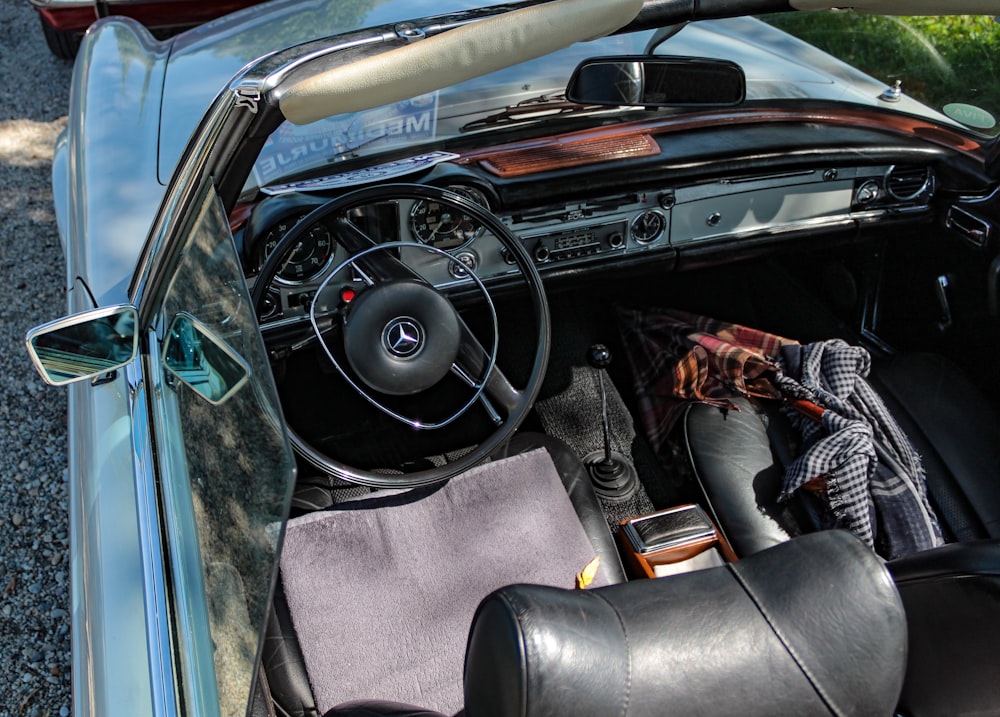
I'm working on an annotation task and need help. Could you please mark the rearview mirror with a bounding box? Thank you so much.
[26,305,138,386]
[566,56,745,108]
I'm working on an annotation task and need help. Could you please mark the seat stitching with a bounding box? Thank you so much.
[495,591,530,717]
[725,563,841,717]
[682,403,738,553]
[589,590,632,717]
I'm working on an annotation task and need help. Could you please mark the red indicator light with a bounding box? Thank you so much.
[340,287,356,303]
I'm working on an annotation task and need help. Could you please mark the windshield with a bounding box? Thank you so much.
[249,13,998,192]
[758,13,1000,137]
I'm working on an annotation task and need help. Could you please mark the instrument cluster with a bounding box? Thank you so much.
[247,163,921,326]
[245,182,675,326]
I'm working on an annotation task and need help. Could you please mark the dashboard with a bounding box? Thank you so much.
[241,160,936,330]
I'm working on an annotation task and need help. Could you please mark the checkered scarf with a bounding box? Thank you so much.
[775,341,943,558]
[617,306,943,559]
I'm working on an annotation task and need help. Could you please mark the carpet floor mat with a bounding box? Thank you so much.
[278,448,614,715]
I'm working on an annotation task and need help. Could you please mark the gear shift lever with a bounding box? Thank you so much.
[583,344,639,501]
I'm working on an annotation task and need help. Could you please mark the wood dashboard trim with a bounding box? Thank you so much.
[458,105,984,177]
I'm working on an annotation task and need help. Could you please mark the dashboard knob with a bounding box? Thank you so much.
[533,244,550,263]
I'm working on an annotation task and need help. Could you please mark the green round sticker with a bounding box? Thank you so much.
[943,103,997,130]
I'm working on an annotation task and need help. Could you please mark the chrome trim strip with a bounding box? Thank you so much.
[127,358,181,717]
[670,214,858,247]
[131,95,245,324]
[146,326,223,717]
[29,0,98,7]
[29,0,220,6]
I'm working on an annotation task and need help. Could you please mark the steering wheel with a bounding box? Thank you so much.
[251,183,550,487]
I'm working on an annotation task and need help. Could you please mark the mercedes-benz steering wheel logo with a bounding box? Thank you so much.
[383,317,424,358]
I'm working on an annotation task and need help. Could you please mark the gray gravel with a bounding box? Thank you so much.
[1,2,74,716]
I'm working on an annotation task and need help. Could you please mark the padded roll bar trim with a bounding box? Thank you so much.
[278,0,644,125]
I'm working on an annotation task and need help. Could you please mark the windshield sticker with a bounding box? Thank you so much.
[253,92,441,187]
[942,103,997,131]
[260,151,461,195]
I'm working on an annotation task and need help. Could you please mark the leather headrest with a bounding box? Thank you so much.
[464,530,906,717]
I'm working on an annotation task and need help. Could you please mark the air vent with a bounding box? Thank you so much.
[885,165,932,201]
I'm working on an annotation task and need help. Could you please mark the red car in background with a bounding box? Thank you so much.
[30,0,261,58]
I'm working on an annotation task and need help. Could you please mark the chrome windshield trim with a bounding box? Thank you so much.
[127,357,181,717]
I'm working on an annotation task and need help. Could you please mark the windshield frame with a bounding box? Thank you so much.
[241,12,999,194]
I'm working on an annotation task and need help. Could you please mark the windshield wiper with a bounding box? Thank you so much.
[460,94,604,132]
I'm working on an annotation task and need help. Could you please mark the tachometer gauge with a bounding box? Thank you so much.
[409,185,490,249]
[260,218,336,283]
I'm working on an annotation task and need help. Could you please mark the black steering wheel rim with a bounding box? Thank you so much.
[252,183,550,488]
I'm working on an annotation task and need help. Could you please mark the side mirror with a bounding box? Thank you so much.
[162,313,249,405]
[566,55,745,108]
[26,305,139,386]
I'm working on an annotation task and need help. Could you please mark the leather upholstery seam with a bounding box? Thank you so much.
[590,591,632,717]
[681,403,738,554]
[496,590,531,717]
[726,564,842,717]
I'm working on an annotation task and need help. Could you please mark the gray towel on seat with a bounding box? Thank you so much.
[279,448,612,715]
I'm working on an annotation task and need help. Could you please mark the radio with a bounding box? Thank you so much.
[521,220,628,265]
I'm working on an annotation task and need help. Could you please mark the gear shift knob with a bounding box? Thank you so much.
[583,342,638,501]
[587,343,612,369]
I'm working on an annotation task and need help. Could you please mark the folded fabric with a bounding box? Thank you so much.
[775,340,943,558]
[616,306,794,454]
[617,305,943,559]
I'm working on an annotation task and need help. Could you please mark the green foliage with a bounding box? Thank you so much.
[761,13,1000,134]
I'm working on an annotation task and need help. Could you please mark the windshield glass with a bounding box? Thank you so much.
[249,13,998,192]
[758,13,1000,137]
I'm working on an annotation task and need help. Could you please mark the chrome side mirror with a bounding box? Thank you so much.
[162,313,249,405]
[26,305,139,386]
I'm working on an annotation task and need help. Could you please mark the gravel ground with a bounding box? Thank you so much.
[0,2,75,716]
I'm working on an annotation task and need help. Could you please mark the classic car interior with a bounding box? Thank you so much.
[234,50,1000,717]
[24,3,1000,715]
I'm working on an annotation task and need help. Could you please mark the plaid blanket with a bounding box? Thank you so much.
[617,306,943,559]
[616,307,794,455]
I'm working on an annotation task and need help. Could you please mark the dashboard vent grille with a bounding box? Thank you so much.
[479,134,660,177]
[886,165,932,201]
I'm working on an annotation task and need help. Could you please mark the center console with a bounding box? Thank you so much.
[617,504,737,579]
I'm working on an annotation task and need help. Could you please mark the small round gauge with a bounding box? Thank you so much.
[631,209,667,244]
[409,185,490,249]
[260,217,336,283]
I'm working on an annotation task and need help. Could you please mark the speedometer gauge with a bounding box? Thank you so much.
[260,218,336,283]
[409,185,490,249]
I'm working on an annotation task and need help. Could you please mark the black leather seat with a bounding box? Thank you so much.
[262,433,626,717]
[683,352,1000,555]
[326,530,907,717]
[682,351,1000,716]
